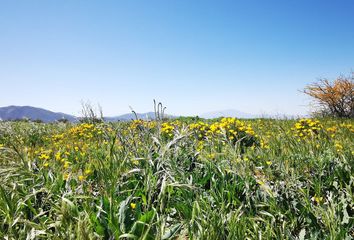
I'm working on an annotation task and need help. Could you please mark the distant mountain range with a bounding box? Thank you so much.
[200,109,301,119]
[0,106,77,122]
[0,106,168,122]
[104,112,159,122]
[200,109,256,119]
[0,106,300,122]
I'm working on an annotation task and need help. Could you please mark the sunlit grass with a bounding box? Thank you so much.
[0,117,353,239]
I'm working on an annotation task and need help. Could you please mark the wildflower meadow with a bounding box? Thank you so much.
[0,116,353,239]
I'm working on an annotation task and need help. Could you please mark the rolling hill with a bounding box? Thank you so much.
[0,106,76,122]
[0,106,172,122]
[1,106,294,122]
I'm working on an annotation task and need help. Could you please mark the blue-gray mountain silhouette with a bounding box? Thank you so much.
[0,106,76,122]
[0,106,171,122]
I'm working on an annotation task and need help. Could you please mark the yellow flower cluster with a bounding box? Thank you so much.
[129,119,157,131]
[31,123,108,181]
[334,141,343,153]
[189,121,210,140]
[260,139,270,149]
[208,118,255,141]
[160,120,183,138]
[50,123,104,150]
[161,122,175,138]
[339,123,354,133]
[292,119,322,138]
[189,118,258,150]
[326,126,337,138]
[67,123,103,139]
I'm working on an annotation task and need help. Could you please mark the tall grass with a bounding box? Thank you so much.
[0,117,353,239]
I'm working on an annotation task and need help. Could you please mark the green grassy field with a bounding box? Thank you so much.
[0,117,353,239]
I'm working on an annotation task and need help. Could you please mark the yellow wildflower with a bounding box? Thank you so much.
[63,173,70,180]
[312,195,323,204]
[64,161,70,168]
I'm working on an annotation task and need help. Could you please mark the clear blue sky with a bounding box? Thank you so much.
[1,0,353,116]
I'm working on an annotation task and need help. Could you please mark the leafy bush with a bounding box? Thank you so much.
[303,73,354,118]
